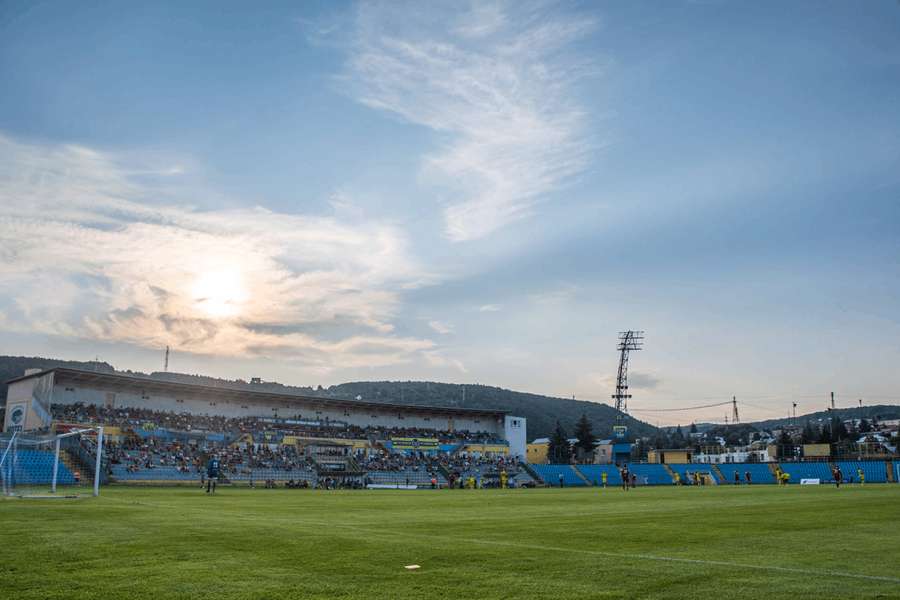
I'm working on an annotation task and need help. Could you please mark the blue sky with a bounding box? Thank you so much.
[1,1,898,424]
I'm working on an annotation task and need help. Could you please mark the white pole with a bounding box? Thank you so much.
[93,426,104,497]
[51,437,61,494]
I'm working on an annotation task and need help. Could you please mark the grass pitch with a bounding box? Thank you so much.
[2,484,899,599]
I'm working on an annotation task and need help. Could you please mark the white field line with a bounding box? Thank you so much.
[99,495,900,585]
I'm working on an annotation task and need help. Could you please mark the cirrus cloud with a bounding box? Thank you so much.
[344,0,597,241]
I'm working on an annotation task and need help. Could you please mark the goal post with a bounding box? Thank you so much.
[0,426,105,498]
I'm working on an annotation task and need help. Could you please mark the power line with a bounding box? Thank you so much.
[629,400,732,413]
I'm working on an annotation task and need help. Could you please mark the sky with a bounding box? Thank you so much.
[1,0,899,425]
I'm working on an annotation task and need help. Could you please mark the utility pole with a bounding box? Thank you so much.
[164,346,169,372]
[831,391,835,411]
[731,396,739,424]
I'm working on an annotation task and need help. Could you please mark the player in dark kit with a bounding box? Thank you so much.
[206,454,220,494]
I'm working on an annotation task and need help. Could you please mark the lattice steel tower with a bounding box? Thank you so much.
[612,331,644,435]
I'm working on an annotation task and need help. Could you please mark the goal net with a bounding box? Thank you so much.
[0,427,106,498]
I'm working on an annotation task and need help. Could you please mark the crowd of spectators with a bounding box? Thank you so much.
[56,402,522,488]
[52,403,503,445]
[106,438,316,476]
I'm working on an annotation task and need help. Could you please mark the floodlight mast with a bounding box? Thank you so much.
[612,331,643,437]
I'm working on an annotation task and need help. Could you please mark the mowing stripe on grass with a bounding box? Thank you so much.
[100,494,900,586]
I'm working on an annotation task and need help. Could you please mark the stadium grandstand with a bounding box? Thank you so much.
[2,367,530,490]
[2,367,898,492]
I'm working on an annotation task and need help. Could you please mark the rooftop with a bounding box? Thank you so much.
[7,368,508,418]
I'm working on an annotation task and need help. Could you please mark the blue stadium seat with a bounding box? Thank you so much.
[627,464,672,485]
[720,463,776,484]
[529,464,586,486]
[834,461,888,483]
[778,462,833,483]
[5,450,75,485]
[666,464,717,484]
[576,465,623,486]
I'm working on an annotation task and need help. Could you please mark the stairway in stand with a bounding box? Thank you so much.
[571,465,591,486]
[710,464,727,484]
[521,463,544,486]
[661,463,676,484]
[60,450,84,480]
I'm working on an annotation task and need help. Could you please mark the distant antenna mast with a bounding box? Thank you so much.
[612,331,643,438]
[164,346,170,372]
[731,396,739,424]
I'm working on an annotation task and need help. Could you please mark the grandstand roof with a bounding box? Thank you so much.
[6,368,508,418]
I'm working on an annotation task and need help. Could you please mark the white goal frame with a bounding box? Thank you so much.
[1,426,105,498]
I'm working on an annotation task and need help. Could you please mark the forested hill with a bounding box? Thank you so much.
[0,356,116,393]
[0,356,656,440]
[316,381,656,440]
[745,405,900,430]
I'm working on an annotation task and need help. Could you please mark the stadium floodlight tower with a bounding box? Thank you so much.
[611,331,643,441]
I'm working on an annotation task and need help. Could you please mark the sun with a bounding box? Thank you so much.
[191,270,247,318]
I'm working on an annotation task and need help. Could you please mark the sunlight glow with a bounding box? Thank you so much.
[191,270,248,318]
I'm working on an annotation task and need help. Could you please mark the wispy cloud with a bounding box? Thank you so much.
[344,0,596,241]
[0,133,436,372]
[424,350,467,374]
[528,283,579,306]
[428,320,453,334]
[478,303,502,312]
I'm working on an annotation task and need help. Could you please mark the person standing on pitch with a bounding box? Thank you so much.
[558,472,564,488]
[601,471,608,488]
[857,467,864,486]
[206,453,220,494]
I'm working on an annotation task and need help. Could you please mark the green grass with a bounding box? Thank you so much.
[2,485,899,599]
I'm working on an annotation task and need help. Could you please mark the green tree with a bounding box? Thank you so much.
[671,425,686,449]
[858,418,871,433]
[631,437,648,462]
[818,422,833,444]
[652,429,670,450]
[776,430,793,458]
[801,421,818,444]
[547,421,572,464]
[574,414,596,459]
[831,416,848,442]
